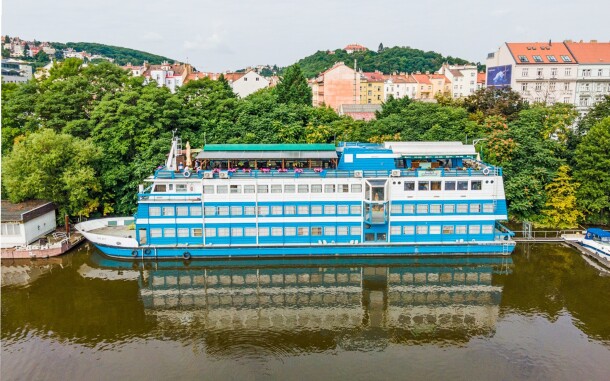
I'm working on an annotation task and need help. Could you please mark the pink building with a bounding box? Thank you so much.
[310,62,360,111]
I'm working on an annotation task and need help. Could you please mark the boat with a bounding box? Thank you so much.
[578,228,610,266]
[75,136,516,260]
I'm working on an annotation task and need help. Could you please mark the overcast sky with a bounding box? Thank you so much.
[2,0,609,72]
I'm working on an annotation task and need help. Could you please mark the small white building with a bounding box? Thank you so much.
[565,41,610,116]
[1,59,33,83]
[225,69,270,98]
[1,201,57,248]
[438,64,478,98]
[384,74,418,101]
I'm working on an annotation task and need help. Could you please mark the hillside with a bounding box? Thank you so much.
[50,42,175,65]
[294,46,477,78]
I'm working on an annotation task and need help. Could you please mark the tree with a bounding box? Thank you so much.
[538,165,583,228]
[574,117,610,223]
[464,87,528,122]
[275,64,312,106]
[378,43,384,53]
[1,129,103,218]
[4,35,10,44]
[375,95,411,119]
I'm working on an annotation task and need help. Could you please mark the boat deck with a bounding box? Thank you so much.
[90,226,135,239]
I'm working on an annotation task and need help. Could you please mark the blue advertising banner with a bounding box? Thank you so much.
[487,65,512,88]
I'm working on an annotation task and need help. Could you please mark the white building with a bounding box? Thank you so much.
[384,74,417,101]
[564,41,610,116]
[1,59,33,83]
[139,61,192,93]
[0,201,57,248]
[438,64,478,98]
[486,42,579,106]
[225,69,270,98]
[63,48,86,59]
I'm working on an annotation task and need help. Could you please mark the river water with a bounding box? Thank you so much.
[2,243,610,380]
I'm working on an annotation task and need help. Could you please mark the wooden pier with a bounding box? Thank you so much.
[510,229,584,243]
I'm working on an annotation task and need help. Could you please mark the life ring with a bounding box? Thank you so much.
[482,167,490,176]
[182,251,192,260]
[144,248,152,255]
[131,250,138,256]
[183,170,192,178]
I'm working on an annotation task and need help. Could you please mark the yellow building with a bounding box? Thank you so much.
[359,71,386,104]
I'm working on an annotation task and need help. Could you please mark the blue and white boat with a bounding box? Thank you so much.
[579,228,610,265]
[76,137,516,260]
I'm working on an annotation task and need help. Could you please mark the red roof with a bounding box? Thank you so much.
[506,42,575,64]
[565,41,610,64]
[361,72,386,82]
[477,72,486,83]
[411,74,431,85]
[386,75,416,84]
[223,72,246,82]
[344,44,368,51]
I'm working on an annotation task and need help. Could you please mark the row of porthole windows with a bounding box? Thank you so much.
[203,183,363,195]
[390,224,494,235]
[402,180,487,192]
[149,226,363,238]
[390,202,495,214]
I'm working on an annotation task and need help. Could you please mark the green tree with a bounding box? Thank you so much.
[538,165,583,228]
[464,87,528,122]
[375,95,411,119]
[574,117,610,223]
[275,64,312,106]
[378,43,384,53]
[1,129,103,218]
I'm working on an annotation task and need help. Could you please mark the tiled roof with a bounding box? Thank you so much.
[449,69,463,77]
[361,72,386,82]
[222,72,246,82]
[565,41,610,64]
[506,42,575,64]
[411,74,431,85]
[344,44,367,51]
[385,75,416,84]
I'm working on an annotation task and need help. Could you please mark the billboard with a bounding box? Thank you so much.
[487,65,512,88]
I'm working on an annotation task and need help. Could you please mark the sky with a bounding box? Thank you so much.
[2,0,609,72]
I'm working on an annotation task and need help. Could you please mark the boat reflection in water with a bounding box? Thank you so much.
[83,254,512,352]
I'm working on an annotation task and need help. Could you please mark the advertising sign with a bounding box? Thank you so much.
[487,65,512,88]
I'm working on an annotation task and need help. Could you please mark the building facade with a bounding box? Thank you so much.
[439,64,478,98]
[384,74,417,101]
[310,62,360,111]
[226,70,270,98]
[1,59,32,83]
[359,71,385,104]
[0,201,57,248]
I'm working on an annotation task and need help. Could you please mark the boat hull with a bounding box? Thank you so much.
[92,241,515,260]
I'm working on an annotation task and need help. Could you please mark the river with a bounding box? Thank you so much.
[2,243,610,380]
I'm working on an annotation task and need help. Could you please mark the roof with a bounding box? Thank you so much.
[344,44,367,51]
[339,104,382,113]
[197,144,337,160]
[203,144,335,152]
[449,69,463,77]
[361,72,386,82]
[1,200,56,223]
[223,72,246,82]
[385,75,416,84]
[411,74,431,85]
[477,72,486,83]
[384,141,477,157]
[565,41,610,64]
[587,228,610,238]
[506,42,575,64]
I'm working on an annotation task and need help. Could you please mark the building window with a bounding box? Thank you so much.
[518,55,529,63]
[551,68,557,77]
[338,226,349,236]
[482,225,494,234]
[470,204,481,213]
[535,82,542,91]
[537,68,543,77]
[521,83,528,91]
[582,69,591,77]
[429,225,441,234]
[549,82,555,91]
[177,228,189,238]
[270,206,282,215]
[351,184,362,193]
[230,185,241,194]
[391,204,402,214]
[457,204,468,213]
[483,204,495,213]
[418,181,429,191]
[218,228,230,237]
[564,82,570,91]
[561,55,572,62]
[522,68,528,77]
[271,227,282,236]
[547,55,557,62]
[565,68,572,76]
[455,225,467,234]
[444,181,456,191]
[176,184,187,192]
[391,226,401,235]
[204,206,216,216]
[338,205,349,214]
[270,184,282,194]
[338,184,349,193]
[154,184,167,192]
[351,226,362,236]
[404,204,414,214]
[431,181,441,191]
[598,69,603,77]
[533,55,543,63]
[469,225,481,234]
[324,184,335,193]
[564,97,570,103]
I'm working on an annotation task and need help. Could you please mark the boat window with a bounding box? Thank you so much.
[456,225,467,234]
[245,227,257,236]
[150,228,162,237]
[365,233,375,242]
[338,184,349,193]
[471,181,482,190]
[430,204,441,213]
[416,226,428,234]
[258,206,269,216]
[351,205,362,215]
[351,226,362,235]
[284,184,295,193]
[271,206,282,215]
[418,181,429,191]
[469,225,481,234]
[338,205,349,214]
[430,225,441,234]
[257,185,268,193]
[230,185,242,194]
[232,227,243,237]
[298,205,309,214]
[404,204,414,214]
[456,204,468,213]
[178,228,189,237]
[162,207,174,216]
[391,226,401,235]
[285,205,296,215]
[154,184,167,192]
[324,226,336,236]
[298,227,309,236]
[431,181,442,191]
[457,181,469,191]
[404,182,415,191]
[443,225,454,234]
[204,206,216,216]
[231,206,242,216]
[337,226,349,235]
[168,184,174,191]
[298,184,309,193]
[311,227,322,236]
[311,184,322,193]
[244,185,255,194]
[176,184,187,192]
[203,228,214,237]
[483,204,494,213]
[403,226,415,235]
[351,184,362,193]
[149,207,161,216]
[311,205,322,214]
[470,204,481,213]
[285,227,296,236]
[482,225,494,234]
[218,206,229,216]
[190,206,202,216]
[271,185,282,193]
[324,205,336,215]
[416,204,428,214]
[218,228,229,237]
[324,184,335,193]
[203,185,214,194]
[217,185,228,194]
[164,228,175,237]
[244,206,256,215]
[391,204,402,214]
[444,204,455,213]
[176,206,188,216]
[258,227,269,236]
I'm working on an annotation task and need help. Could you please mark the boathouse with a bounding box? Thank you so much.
[0,200,57,248]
